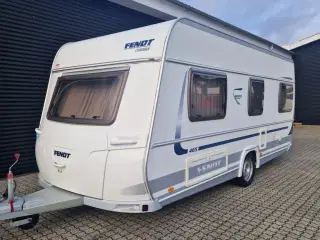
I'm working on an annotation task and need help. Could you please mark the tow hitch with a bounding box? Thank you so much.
[0,153,39,229]
[6,153,20,210]
[0,153,83,229]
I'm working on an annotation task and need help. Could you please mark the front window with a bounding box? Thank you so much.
[47,70,128,125]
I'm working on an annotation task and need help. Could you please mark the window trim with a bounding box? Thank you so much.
[46,70,129,126]
[188,69,227,122]
[278,82,293,113]
[248,78,264,116]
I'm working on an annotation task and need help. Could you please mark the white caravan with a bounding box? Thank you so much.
[0,18,294,228]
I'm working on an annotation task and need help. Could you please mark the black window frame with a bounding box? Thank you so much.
[248,78,264,116]
[278,82,293,113]
[47,70,129,126]
[188,69,227,122]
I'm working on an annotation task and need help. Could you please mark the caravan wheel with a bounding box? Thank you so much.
[234,153,255,187]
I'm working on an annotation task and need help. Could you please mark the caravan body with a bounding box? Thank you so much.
[34,18,294,213]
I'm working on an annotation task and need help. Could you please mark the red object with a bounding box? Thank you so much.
[14,153,20,161]
[9,200,14,212]
[201,98,215,106]
[7,173,13,179]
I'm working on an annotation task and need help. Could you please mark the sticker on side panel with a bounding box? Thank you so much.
[185,150,228,187]
[233,88,243,105]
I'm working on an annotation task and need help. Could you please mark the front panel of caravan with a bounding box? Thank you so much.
[35,21,173,200]
[36,62,161,200]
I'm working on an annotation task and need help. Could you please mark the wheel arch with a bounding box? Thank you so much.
[238,146,260,178]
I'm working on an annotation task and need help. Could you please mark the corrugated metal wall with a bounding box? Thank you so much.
[0,0,161,177]
[293,40,320,125]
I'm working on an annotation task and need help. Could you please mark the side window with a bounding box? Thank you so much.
[248,79,264,116]
[278,83,293,113]
[189,71,227,122]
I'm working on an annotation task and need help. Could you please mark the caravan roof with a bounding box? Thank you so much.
[52,18,293,71]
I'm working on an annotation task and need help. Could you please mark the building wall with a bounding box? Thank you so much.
[0,0,161,177]
[293,40,320,125]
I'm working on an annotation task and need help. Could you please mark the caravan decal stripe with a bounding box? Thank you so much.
[199,132,258,151]
[123,136,291,197]
[174,127,288,155]
[267,127,288,133]
[173,71,289,156]
[174,71,189,155]
[199,126,289,151]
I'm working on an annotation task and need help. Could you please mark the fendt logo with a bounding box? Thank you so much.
[54,150,71,159]
[233,88,243,105]
[124,39,155,52]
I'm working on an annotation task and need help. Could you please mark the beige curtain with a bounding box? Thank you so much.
[57,76,122,121]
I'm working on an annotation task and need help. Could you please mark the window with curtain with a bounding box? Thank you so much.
[278,83,293,113]
[189,71,227,122]
[47,70,128,125]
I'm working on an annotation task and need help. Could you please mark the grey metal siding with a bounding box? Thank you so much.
[0,0,161,177]
[293,40,320,125]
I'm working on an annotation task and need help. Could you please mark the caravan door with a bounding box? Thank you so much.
[36,69,128,199]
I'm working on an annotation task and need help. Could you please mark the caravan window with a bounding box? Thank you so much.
[47,70,128,125]
[189,71,227,122]
[248,79,264,116]
[279,83,293,113]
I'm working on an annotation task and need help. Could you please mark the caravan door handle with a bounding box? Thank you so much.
[53,163,66,168]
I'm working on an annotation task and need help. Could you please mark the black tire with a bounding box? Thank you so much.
[14,214,39,230]
[234,153,255,187]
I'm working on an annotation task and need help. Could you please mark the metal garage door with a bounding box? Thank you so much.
[294,40,320,125]
[0,0,161,177]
